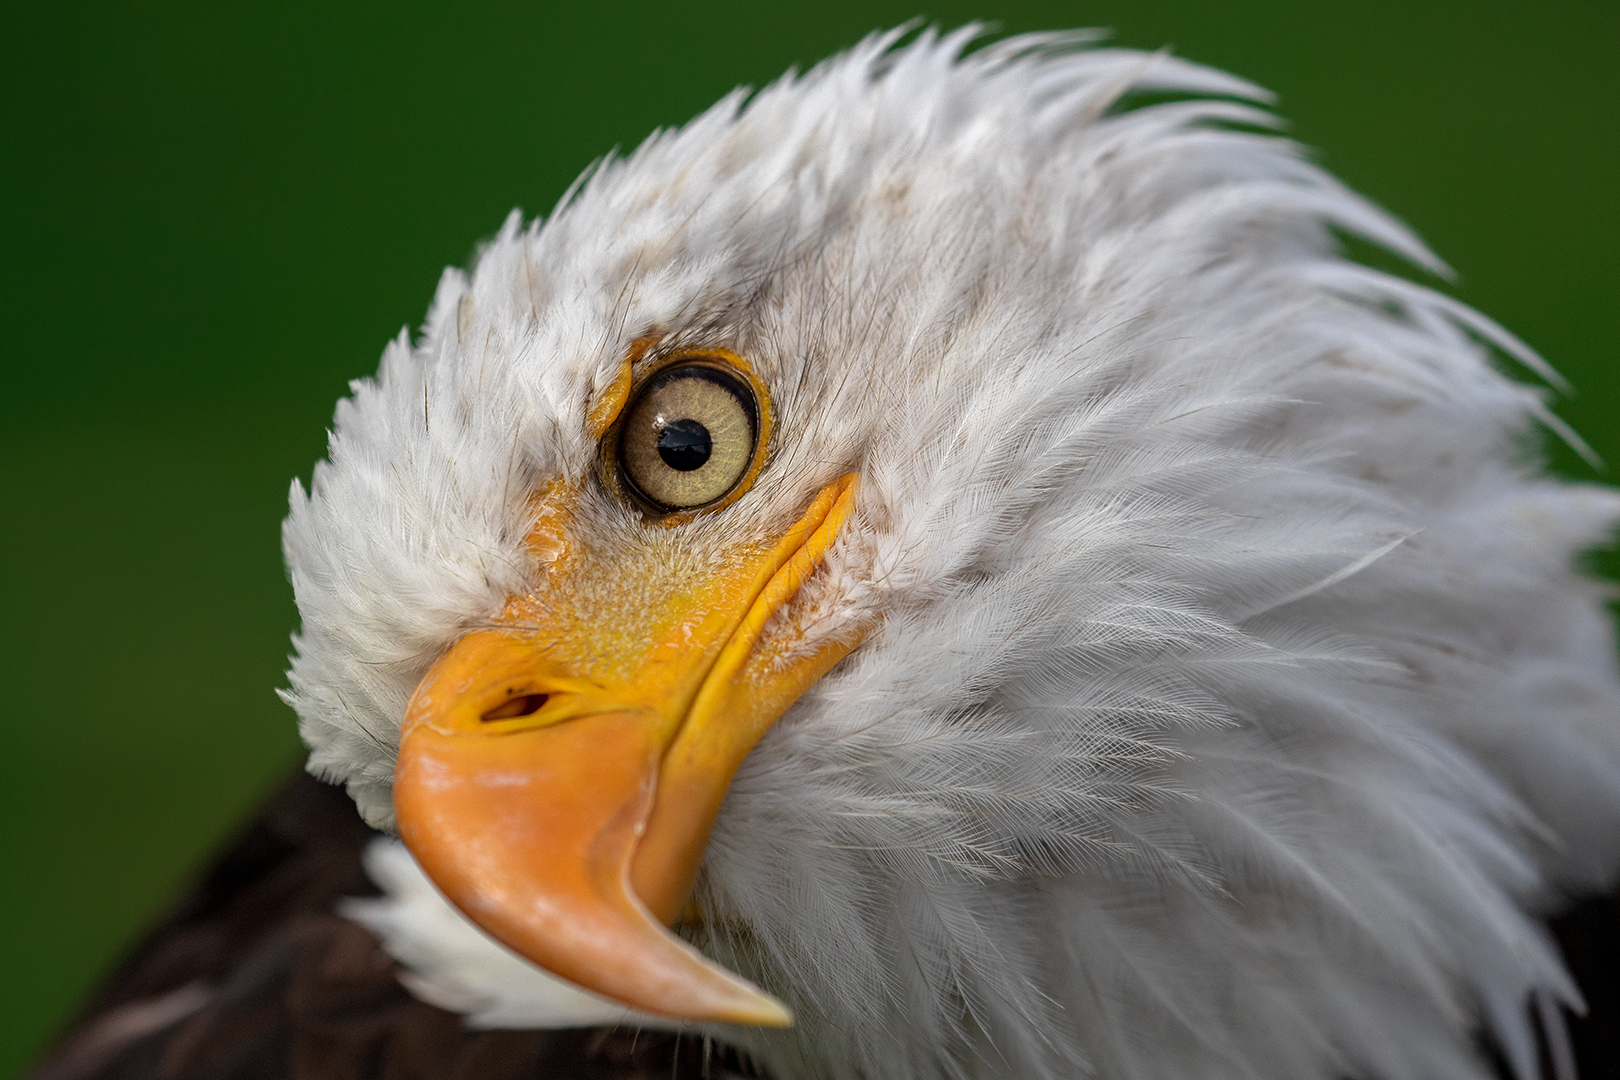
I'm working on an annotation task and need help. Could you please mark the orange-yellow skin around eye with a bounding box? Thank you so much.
[392,472,861,1027]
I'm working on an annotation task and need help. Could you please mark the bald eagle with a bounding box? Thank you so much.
[32,26,1620,1080]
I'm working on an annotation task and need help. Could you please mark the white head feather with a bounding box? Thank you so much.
[281,27,1620,1080]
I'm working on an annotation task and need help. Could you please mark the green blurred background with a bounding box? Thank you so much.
[1,0,1615,1073]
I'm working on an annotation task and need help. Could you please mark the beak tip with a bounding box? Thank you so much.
[729,994,794,1028]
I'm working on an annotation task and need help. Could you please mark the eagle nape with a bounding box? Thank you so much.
[32,25,1620,1080]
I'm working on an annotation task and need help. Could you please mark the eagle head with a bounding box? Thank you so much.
[280,28,1620,1080]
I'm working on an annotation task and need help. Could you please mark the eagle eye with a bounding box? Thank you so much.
[615,361,760,513]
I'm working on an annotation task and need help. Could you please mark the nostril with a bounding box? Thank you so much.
[481,694,549,722]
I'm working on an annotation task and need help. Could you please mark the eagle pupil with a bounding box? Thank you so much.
[657,418,712,471]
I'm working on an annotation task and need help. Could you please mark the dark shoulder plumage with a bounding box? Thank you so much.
[27,770,763,1080]
[1554,894,1620,1080]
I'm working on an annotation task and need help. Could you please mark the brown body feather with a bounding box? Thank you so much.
[27,772,760,1080]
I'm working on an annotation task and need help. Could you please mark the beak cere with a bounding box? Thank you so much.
[392,475,859,1026]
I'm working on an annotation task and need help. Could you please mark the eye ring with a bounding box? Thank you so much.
[602,352,770,520]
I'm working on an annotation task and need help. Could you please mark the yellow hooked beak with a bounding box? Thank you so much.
[393,474,859,1026]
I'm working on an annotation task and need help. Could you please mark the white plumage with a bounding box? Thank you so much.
[281,27,1620,1080]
